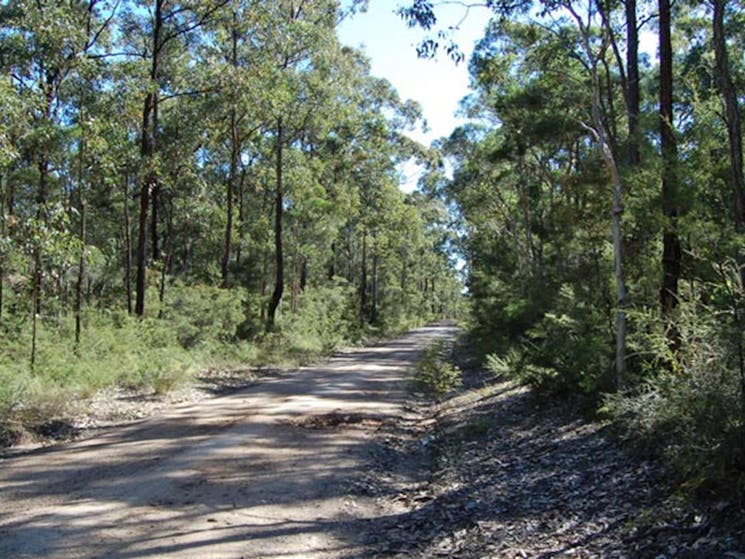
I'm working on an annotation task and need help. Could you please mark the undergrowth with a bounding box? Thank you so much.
[0,282,434,444]
[479,279,745,500]
[414,339,462,398]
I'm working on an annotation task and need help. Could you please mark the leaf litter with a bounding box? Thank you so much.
[356,372,745,558]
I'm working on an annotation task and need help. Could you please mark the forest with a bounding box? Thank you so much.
[0,0,463,438]
[403,0,745,496]
[2,0,745,502]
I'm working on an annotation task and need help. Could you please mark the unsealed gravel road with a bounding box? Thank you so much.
[0,324,456,559]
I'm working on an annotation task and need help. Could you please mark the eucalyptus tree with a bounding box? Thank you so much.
[711,0,745,287]
[242,0,352,331]
[564,1,629,386]
[658,0,681,351]
[318,68,425,324]
[0,0,118,365]
[197,0,267,288]
[120,0,228,317]
[0,75,23,327]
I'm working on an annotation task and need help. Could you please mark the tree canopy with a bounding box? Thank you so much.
[0,0,463,424]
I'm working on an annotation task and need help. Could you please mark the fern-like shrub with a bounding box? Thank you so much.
[414,340,462,398]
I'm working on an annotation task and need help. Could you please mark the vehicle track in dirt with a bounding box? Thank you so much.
[0,324,457,559]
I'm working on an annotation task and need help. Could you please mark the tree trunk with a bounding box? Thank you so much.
[157,200,173,319]
[75,133,86,349]
[568,3,629,388]
[328,242,336,281]
[123,174,133,315]
[371,235,378,323]
[222,106,238,287]
[300,257,307,292]
[31,154,50,371]
[222,15,239,288]
[659,0,681,351]
[713,0,745,286]
[236,167,247,268]
[359,230,367,323]
[0,170,6,327]
[266,119,284,331]
[594,97,630,389]
[625,0,640,165]
[291,239,298,312]
[135,0,163,317]
[151,182,160,261]
[135,174,151,317]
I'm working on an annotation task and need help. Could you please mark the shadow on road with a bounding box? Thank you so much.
[0,324,458,559]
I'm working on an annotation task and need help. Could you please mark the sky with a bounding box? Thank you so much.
[337,2,492,189]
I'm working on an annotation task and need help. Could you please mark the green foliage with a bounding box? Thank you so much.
[0,0,460,443]
[405,0,745,500]
[260,281,360,364]
[0,311,192,425]
[414,340,462,398]
[161,282,245,349]
[602,285,745,494]
[519,286,612,398]
[285,282,359,351]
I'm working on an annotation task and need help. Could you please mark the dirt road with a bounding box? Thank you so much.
[0,324,456,559]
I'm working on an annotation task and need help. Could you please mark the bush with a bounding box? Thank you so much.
[414,340,462,398]
[161,282,245,349]
[602,295,745,495]
[485,284,612,400]
[270,280,359,361]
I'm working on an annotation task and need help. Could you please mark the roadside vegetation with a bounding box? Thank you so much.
[402,1,745,500]
[413,339,462,398]
[0,1,464,444]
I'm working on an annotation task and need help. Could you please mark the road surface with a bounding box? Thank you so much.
[0,323,457,559]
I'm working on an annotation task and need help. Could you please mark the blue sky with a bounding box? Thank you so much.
[337,2,491,156]
[337,3,657,191]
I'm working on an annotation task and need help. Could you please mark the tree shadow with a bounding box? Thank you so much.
[0,324,459,559]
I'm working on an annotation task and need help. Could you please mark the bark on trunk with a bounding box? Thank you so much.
[123,174,133,315]
[135,174,151,317]
[135,0,163,317]
[713,0,745,285]
[659,0,681,351]
[221,15,239,288]
[300,257,307,292]
[235,167,246,267]
[625,0,640,165]
[75,134,86,348]
[157,201,172,319]
[569,3,629,388]
[31,154,50,371]
[359,231,367,323]
[0,171,6,326]
[266,119,284,331]
[371,237,378,324]
[150,182,160,261]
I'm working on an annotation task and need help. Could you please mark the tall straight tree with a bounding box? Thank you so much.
[712,0,745,285]
[659,0,681,351]
[254,0,344,331]
[625,0,640,164]
[130,0,227,316]
[566,0,629,389]
[1,0,116,365]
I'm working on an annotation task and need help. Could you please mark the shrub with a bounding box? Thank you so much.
[602,294,745,495]
[414,340,462,398]
[161,282,245,349]
[485,284,611,400]
[275,280,359,358]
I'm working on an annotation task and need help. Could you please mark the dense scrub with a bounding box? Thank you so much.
[409,4,745,497]
[0,2,464,440]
